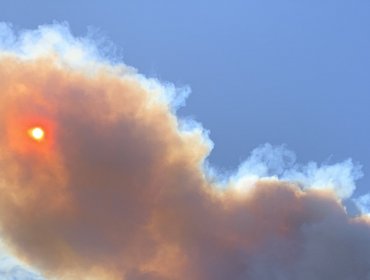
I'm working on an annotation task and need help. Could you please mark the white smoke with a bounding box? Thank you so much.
[354,194,370,215]
[230,143,363,199]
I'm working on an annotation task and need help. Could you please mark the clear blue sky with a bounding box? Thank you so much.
[2,0,370,195]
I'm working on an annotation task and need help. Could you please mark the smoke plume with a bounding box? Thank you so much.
[0,23,369,280]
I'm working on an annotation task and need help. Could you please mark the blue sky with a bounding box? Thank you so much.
[2,0,370,195]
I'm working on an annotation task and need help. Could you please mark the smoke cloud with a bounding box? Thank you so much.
[0,23,369,280]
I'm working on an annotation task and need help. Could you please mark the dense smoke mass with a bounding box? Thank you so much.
[0,23,369,280]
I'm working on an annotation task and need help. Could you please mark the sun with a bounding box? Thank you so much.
[28,127,45,142]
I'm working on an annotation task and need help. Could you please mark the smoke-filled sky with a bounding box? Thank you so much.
[1,1,370,280]
[2,1,370,192]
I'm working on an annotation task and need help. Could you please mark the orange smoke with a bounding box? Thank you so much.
[0,23,369,280]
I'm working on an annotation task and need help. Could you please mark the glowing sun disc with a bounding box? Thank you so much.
[28,127,45,141]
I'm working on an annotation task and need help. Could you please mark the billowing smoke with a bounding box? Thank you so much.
[0,23,369,280]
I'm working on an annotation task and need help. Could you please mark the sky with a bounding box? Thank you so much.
[0,0,370,280]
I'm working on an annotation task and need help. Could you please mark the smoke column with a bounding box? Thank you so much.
[0,23,369,280]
